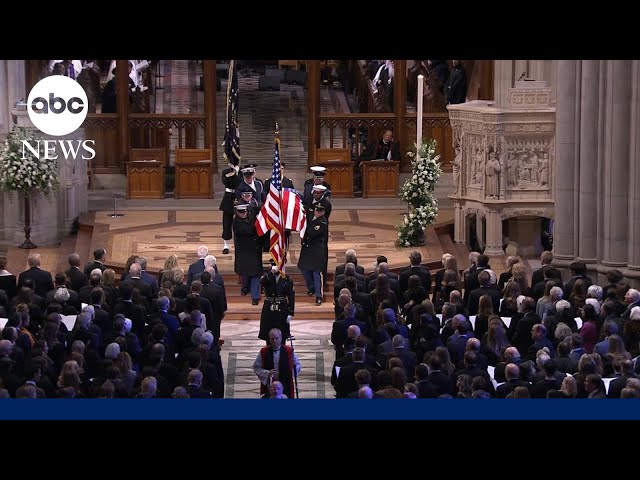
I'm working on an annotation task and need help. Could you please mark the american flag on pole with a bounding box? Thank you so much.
[256,134,306,272]
[222,60,241,167]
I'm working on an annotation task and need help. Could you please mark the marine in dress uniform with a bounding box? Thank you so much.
[298,204,329,305]
[304,184,332,223]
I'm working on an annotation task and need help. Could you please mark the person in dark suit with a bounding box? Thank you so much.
[65,253,88,293]
[130,256,158,299]
[364,129,400,161]
[18,254,54,298]
[335,249,364,277]
[101,64,135,113]
[525,323,555,361]
[531,251,563,287]
[330,298,367,360]
[467,270,500,316]
[399,251,432,295]
[0,256,17,301]
[121,263,152,308]
[187,245,209,288]
[184,369,213,398]
[84,248,107,278]
[443,60,467,105]
[298,204,329,305]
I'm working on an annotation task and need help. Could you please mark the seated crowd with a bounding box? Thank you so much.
[329,249,640,399]
[1,244,640,400]
[0,247,226,398]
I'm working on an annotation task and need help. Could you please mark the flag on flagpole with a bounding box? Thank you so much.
[256,135,306,272]
[222,60,241,167]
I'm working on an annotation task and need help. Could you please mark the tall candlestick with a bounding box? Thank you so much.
[417,74,424,160]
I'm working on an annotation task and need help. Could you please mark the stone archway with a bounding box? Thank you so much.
[500,209,554,259]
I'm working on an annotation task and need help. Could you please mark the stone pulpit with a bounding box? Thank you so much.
[447,80,555,256]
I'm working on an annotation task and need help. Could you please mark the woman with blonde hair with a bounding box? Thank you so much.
[159,254,179,285]
[433,253,456,303]
[510,263,530,297]
[100,268,117,308]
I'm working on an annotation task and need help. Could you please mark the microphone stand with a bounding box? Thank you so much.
[287,334,300,399]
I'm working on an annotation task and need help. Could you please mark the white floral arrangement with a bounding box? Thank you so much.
[0,127,58,197]
[396,138,442,246]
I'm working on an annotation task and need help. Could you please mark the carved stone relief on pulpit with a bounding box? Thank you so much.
[502,137,552,190]
[467,136,486,189]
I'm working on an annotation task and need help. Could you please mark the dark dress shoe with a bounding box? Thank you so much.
[315,298,322,306]
[252,299,259,305]
[222,248,229,254]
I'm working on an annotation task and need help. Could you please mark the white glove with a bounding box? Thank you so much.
[286,315,292,324]
[234,165,240,173]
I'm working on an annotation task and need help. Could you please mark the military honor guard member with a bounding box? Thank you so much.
[219,164,241,254]
[298,204,329,305]
[303,166,332,205]
[258,264,295,344]
[304,184,332,223]
[232,203,263,305]
[236,164,266,204]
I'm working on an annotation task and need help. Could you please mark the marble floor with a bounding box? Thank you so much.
[221,320,334,398]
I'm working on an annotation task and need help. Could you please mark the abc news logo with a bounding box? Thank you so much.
[31,92,85,115]
[24,75,95,160]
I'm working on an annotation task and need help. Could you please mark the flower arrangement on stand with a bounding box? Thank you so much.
[396,138,442,247]
[0,127,58,248]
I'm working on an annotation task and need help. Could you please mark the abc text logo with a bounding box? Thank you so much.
[27,75,88,136]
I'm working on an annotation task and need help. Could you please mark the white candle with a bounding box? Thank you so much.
[416,74,424,160]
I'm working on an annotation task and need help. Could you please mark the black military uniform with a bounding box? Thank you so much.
[236,164,265,204]
[258,268,295,344]
[219,165,241,253]
[303,168,332,208]
[298,204,329,305]
[303,184,332,223]
[232,203,263,303]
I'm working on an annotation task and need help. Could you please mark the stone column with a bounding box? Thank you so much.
[453,202,465,243]
[553,60,578,268]
[494,60,515,108]
[476,213,484,250]
[602,60,631,268]
[577,60,599,266]
[627,60,640,283]
[0,61,9,135]
[484,210,504,256]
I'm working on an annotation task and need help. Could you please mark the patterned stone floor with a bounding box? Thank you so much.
[221,320,334,398]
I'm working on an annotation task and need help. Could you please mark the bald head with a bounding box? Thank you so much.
[338,292,352,308]
[347,324,361,339]
[505,363,520,380]
[378,262,389,273]
[504,347,520,362]
[466,337,481,351]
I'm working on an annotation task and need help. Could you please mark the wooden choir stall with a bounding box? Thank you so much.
[314,148,354,198]
[126,148,166,199]
[174,148,214,199]
[360,160,400,198]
